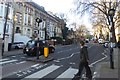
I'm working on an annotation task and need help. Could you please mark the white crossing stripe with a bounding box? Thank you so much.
[0,60,18,65]
[31,64,39,67]
[23,64,60,79]
[0,58,9,62]
[16,61,26,64]
[56,67,78,79]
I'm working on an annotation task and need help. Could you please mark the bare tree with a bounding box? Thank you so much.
[55,13,68,22]
[76,24,90,37]
[73,0,120,42]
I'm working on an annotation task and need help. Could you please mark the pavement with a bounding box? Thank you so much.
[0,49,23,58]
[94,48,120,80]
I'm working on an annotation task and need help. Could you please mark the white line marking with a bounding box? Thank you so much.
[70,62,75,65]
[11,56,16,57]
[93,72,97,75]
[0,58,9,62]
[89,52,107,67]
[31,64,40,67]
[21,57,26,58]
[82,74,86,78]
[57,47,79,54]
[0,60,18,65]
[55,45,94,61]
[56,52,79,61]
[23,64,60,79]
[53,60,60,62]
[26,70,31,73]
[55,67,78,79]
[16,61,26,64]
[16,73,23,77]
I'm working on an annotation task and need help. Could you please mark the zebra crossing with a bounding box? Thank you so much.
[1,58,96,80]
[22,64,78,80]
[55,67,78,79]
[1,56,96,80]
[2,63,79,80]
[24,64,60,79]
[0,55,27,66]
[0,59,18,65]
[0,58,20,66]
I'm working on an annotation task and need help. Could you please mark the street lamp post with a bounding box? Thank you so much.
[11,1,17,45]
[1,3,9,56]
[108,9,115,69]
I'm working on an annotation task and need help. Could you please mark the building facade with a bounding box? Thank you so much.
[0,2,13,39]
[115,11,120,42]
[0,1,66,42]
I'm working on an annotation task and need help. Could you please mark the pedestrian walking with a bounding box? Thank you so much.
[74,41,92,80]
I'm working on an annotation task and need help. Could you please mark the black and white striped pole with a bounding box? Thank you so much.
[36,18,42,59]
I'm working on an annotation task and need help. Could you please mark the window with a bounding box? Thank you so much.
[0,5,3,17]
[6,24,9,33]
[16,13,22,24]
[24,13,27,25]
[4,6,7,18]
[4,5,10,18]
[28,14,31,25]
[31,16,32,25]
[26,7,28,12]
[27,29,30,36]
[16,27,20,33]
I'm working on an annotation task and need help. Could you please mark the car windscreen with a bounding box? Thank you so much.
[26,40,35,48]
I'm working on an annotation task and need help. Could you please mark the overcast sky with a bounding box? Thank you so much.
[32,0,93,33]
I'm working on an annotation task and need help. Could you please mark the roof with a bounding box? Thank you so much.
[27,2,47,14]
[27,1,65,24]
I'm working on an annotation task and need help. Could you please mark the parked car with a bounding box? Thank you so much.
[8,42,25,50]
[98,39,104,44]
[85,39,89,43]
[23,40,55,56]
[104,42,117,48]
[103,41,109,48]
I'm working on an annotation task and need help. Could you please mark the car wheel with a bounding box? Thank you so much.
[23,51,25,54]
[26,53,31,56]
[32,52,37,56]
[51,48,55,53]
[15,46,19,49]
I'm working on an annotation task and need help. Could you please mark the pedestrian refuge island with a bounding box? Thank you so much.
[26,47,53,63]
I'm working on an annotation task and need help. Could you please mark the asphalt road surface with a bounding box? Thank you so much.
[1,43,109,80]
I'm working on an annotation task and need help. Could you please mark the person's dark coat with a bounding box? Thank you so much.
[80,46,89,62]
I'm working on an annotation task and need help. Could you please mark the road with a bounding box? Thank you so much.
[1,43,109,80]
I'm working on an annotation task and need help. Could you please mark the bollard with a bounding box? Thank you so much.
[44,47,49,58]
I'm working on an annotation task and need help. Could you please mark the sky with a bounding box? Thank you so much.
[32,0,93,33]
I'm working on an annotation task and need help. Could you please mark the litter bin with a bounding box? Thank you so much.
[44,47,49,58]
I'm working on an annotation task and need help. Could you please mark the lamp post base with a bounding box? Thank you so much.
[110,48,114,69]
